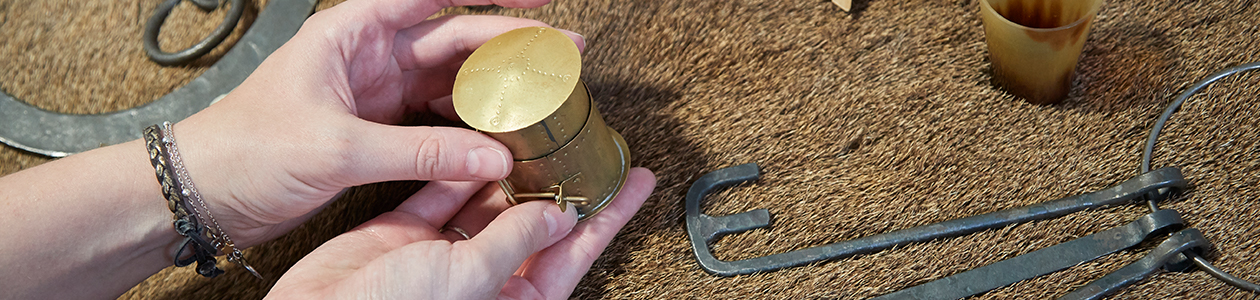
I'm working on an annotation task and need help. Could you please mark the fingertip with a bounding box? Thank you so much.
[406,128,510,181]
[543,202,579,241]
[618,167,657,208]
[466,146,510,180]
[628,167,657,190]
[556,28,586,53]
[396,15,566,70]
[350,123,513,182]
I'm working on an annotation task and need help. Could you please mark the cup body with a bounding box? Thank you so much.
[981,0,1103,104]
[453,27,631,221]
[497,81,631,221]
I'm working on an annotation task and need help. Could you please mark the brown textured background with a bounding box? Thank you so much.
[2,0,1259,299]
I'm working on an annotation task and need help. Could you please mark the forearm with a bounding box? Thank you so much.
[0,139,182,299]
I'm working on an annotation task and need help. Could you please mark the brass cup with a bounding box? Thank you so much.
[496,81,631,220]
[981,0,1104,104]
[452,27,631,221]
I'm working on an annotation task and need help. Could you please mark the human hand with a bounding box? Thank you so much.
[167,0,586,247]
[268,168,656,299]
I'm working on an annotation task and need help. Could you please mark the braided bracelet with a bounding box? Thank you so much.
[144,122,262,279]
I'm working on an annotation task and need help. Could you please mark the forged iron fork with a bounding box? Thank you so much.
[685,163,1188,277]
[872,209,1198,300]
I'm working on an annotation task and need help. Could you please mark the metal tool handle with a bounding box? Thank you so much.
[1059,229,1210,300]
[873,209,1185,300]
[686,164,1188,276]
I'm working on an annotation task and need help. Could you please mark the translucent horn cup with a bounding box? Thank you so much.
[981,0,1104,104]
[452,27,631,221]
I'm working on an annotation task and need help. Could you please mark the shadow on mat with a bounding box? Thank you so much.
[569,77,703,298]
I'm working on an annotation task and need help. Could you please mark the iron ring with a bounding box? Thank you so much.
[144,0,246,66]
[0,0,317,157]
[1139,61,1260,293]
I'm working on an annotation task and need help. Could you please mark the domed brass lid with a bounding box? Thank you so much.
[452,27,582,133]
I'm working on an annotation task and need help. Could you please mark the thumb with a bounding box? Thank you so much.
[345,121,512,183]
[450,201,578,298]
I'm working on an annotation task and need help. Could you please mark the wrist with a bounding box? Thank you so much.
[165,114,268,248]
[144,122,263,278]
[106,139,190,273]
[171,99,351,248]
[0,138,186,298]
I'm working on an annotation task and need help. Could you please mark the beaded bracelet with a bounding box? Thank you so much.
[143,122,262,279]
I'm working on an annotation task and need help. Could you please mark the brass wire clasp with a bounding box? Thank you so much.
[503,173,590,212]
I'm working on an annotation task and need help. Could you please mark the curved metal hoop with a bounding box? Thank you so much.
[143,0,246,66]
[1140,61,1260,293]
[0,0,317,157]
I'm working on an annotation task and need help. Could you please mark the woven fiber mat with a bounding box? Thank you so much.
[3,0,1258,299]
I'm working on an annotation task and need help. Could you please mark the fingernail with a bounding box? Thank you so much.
[557,29,586,51]
[557,28,584,39]
[544,208,560,238]
[543,205,576,238]
[466,147,509,179]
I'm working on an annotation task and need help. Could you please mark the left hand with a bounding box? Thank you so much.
[268,168,656,299]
